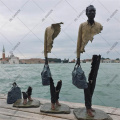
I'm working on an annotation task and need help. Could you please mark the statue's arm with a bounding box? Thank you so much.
[44,28,48,64]
[100,24,103,32]
[76,24,82,65]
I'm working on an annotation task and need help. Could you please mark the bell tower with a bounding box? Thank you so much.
[2,46,5,59]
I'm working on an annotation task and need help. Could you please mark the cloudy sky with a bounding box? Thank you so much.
[0,0,120,60]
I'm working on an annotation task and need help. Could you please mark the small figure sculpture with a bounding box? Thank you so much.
[22,86,33,105]
[76,5,103,117]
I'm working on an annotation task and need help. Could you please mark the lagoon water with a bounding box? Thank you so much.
[0,63,120,108]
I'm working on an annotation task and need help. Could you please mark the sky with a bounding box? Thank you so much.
[0,0,120,60]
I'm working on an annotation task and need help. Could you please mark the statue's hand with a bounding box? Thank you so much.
[45,57,48,65]
[76,58,80,66]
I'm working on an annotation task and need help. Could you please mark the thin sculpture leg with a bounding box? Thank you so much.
[56,80,62,106]
[88,55,101,101]
[50,77,62,110]
[84,55,101,116]
[40,77,70,114]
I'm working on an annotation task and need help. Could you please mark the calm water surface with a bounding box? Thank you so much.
[0,63,120,108]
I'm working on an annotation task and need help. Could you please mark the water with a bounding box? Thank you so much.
[0,63,120,108]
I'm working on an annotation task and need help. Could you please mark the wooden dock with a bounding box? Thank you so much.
[0,94,120,120]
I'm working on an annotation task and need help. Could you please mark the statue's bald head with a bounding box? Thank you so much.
[86,5,96,14]
[86,5,96,19]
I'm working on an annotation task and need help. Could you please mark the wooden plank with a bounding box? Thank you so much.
[0,94,6,99]
[110,107,120,116]
[1,112,120,120]
[0,114,11,120]
[0,113,30,120]
[109,114,120,120]
[0,108,68,120]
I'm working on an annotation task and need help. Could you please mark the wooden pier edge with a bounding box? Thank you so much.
[0,94,120,120]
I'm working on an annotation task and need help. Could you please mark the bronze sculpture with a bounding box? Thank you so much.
[76,5,103,117]
[44,22,63,110]
[13,86,40,108]
[50,77,62,110]
[22,86,33,105]
[44,22,63,64]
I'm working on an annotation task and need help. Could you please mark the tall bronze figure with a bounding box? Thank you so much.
[76,5,103,117]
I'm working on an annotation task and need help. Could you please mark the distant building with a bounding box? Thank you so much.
[0,46,20,64]
[62,59,69,63]
[114,60,120,63]
[19,58,45,64]
[81,59,86,63]
[85,59,92,63]
[48,58,61,63]
[0,46,9,64]
[2,46,5,59]
[102,59,112,63]
[9,53,19,64]
[69,59,76,63]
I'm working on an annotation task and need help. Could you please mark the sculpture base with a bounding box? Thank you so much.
[40,103,70,114]
[73,108,113,120]
[13,99,40,108]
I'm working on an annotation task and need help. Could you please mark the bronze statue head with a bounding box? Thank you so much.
[86,5,96,20]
